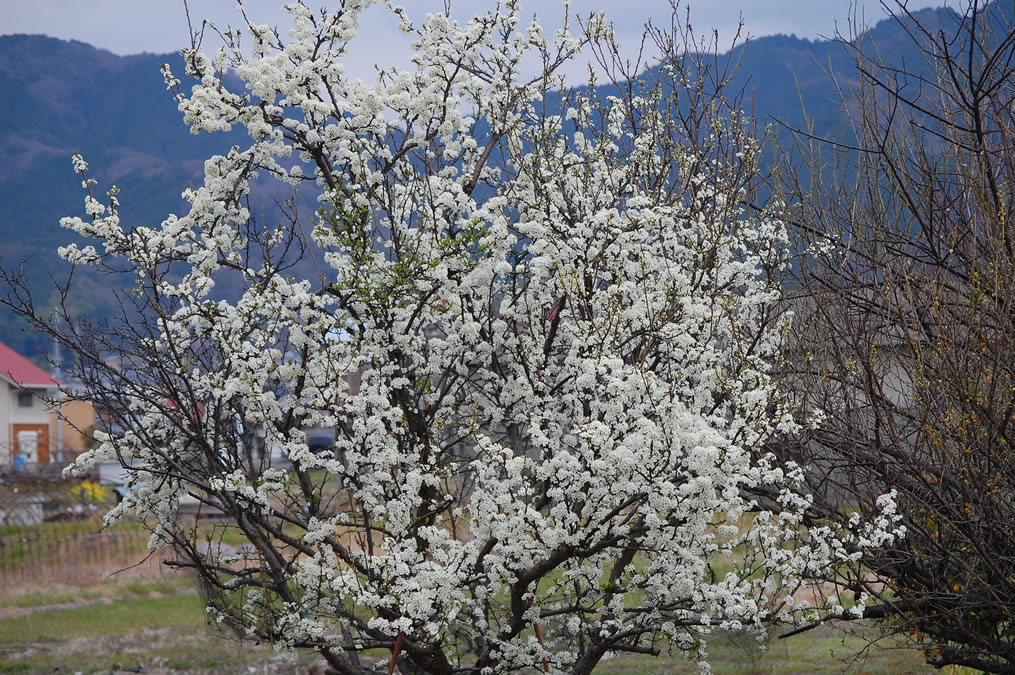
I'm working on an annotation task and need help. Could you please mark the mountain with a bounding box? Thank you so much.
[0,36,247,359]
[0,4,974,360]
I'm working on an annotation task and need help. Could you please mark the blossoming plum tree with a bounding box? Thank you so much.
[14,2,903,672]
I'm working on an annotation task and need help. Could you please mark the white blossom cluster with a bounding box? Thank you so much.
[60,2,902,672]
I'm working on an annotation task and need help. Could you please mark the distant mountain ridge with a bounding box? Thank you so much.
[0,35,246,360]
[0,4,973,360]
[0,34,244,244]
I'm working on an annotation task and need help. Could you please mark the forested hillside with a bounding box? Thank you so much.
[0,5,963,361]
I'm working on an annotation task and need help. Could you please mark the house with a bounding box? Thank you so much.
[0,341,59,466]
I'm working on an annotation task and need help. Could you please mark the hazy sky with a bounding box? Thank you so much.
[2,1,947,80]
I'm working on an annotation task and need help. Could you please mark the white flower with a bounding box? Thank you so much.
[56,2,898,672]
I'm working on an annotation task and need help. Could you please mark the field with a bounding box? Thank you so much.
[0,573,316,673]
[0,571,949,674]
[0,479,958,674]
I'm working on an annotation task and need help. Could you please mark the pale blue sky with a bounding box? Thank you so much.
[2,1,947,80]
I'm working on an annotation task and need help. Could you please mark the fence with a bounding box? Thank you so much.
[0,475,157,586]
[0,458,74,479]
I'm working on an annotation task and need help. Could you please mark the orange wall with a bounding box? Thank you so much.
[51,399,96,458]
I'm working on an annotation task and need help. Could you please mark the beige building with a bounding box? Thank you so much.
[55,397,96,459]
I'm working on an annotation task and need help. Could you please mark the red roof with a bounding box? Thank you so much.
[0,342,59,388]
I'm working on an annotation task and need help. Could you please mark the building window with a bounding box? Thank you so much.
[17,391,33,408]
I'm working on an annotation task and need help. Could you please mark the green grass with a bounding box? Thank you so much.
[0,518,150,569]
[0,591,315,674]
[0,518,147,539]
[0,506,965,674]
[593,626,936,673]
[0,631,304,674]
[5,575,192,609]
[0,587,950,674]
[0,594,204,643]
[194,520,251,548]
[7,588,101,609]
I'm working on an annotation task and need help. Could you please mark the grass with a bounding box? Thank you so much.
[0,518,150,570]
[0,594,203,643]
[6,575,191,609]
[0,627,309,674]
[593,625,938,673]
[0,588,315,673]
[6,587,103,609]
[193,520,251,548]
[0,576,954,674]
[0,511,151,536]
[0,503,968,673]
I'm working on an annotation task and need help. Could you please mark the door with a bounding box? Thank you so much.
[13,424,49,463]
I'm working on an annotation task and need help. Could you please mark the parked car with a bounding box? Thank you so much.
[307,432,335,458]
